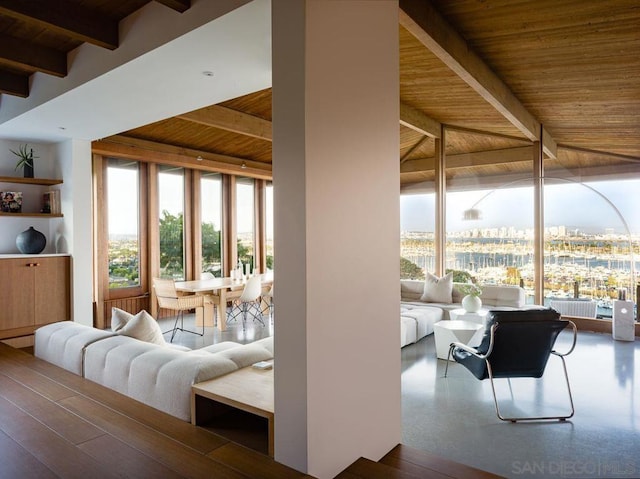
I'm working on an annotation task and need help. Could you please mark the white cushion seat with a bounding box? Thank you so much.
[34,321,115,375]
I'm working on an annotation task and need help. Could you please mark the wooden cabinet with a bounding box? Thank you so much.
[0,256,70,339]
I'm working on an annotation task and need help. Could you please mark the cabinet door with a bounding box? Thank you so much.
[34,256,70,325]
[0,259,35,330]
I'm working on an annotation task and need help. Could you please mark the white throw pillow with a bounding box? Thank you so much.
[117,310,166,345]
[111,307,133,332]
[420,272,453,303]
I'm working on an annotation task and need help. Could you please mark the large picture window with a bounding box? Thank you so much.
[107,159,141,289]
[201,172,223,277]
[236,177,255,271]
[158,166,185,280]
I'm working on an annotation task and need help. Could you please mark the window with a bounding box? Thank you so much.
[446,184,535,300]
[544,178,640,317]
[236,177,255,271]
[107,159,140,289]
[266,182,274,271]
[201,173,223,277]
[400,193,435,279]
[158,166,185,280]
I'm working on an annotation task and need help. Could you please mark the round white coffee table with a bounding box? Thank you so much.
[433,320,484,360]
[448,308,489,325]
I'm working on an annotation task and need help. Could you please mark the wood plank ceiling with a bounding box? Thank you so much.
[1,0,638,190]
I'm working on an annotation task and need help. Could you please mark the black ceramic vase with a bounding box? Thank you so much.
[23,162,34,178]
[16,226,46,254]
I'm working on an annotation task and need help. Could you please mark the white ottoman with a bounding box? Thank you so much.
[433,320,484,360]
[400,315,418,347]
[34,321,115,375]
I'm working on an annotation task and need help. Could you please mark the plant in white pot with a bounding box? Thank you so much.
[458,282,482,313]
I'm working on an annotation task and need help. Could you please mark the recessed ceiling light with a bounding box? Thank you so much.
[196,155,203,161]
[202,71,214,77]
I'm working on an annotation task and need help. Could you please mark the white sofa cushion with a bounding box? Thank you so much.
[400,315,418,347]
[110,307,133,332]
[401,305,443,338]
[34,322,115,375]
[420,272,453,303]
[117,310,165,345]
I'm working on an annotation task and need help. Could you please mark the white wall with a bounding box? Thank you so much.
[272,2,401,477]
[55,140,93,325]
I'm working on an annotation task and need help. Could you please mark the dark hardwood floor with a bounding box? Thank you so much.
[0,343,309,479]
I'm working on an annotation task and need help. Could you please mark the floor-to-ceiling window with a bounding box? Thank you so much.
[158,166,185,280]
[236,177,255,273]
[201,172,223,277]
[266,181,274,272]
[446,182,535,299]
[544,177,640,317]
[400,192,435,279]
[107,159,142,289]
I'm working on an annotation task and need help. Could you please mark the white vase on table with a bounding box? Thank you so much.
[462,294,482,313]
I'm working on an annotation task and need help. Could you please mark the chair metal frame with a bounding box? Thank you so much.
[153,277,205,342]
[445,320,578,423]
[227,276,265,331]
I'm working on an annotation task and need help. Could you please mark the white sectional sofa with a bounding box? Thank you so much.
[399,279,526,347]
[35,321,273,421]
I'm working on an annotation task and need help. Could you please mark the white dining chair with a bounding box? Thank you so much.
[228,276,264,330]
[262,284,274,323]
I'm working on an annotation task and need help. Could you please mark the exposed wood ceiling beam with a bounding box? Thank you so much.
[94,135,272,180]
[401,146,533,173]
[400,103,441,138]
[179,102,442,144]
[0,33,67,77]
[400,136,430,164]
[0,70,28,97]
[154,0,191,13]
[557,144,640,163]
[443,124,533,144]
[0,0,119,50]
[177,105,273,142]
[399,0,557,159]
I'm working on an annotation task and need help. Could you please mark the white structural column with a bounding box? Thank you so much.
[55,139,93,325]
[272,2,401,478]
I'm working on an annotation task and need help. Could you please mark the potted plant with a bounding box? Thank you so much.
[458,282,483,312]
[11,144,37,178]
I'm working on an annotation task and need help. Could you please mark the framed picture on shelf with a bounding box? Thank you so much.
[0,191,22,213]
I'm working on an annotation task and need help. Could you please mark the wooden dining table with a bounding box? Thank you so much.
[175,272,273,331]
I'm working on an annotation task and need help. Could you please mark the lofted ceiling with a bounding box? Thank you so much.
[0,0,638,190]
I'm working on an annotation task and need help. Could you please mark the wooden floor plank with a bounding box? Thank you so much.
[59,394,248,479]
[0,354,78,402]
[77,434,185,479]
[0,374,105,446]
[337,457,422,479]
[0,429,59,479]
[207,442,312,479]
[380,444,505,479]
[0,396,119,479]
[2,345,230,454]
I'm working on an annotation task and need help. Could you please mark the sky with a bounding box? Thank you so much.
[108,168,261,235]
[401,178,640,236]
